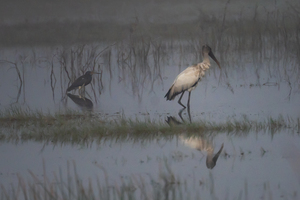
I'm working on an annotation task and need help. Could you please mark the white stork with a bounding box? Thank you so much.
[164,44,221,108]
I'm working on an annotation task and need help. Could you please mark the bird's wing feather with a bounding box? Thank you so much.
[171,67,200,93]
[73,77,86,87]
[165,65,201,100]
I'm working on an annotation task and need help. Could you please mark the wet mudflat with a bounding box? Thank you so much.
[1,0,300,199]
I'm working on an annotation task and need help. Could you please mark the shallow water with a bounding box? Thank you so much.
[1,130,300,199]
[1,0,300,199]
[0,41,299,123]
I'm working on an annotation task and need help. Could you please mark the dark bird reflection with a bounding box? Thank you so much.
[179,105,191,123]
[166,111,223,169]
[165,102,192,124]
[67,93,93,111]
[165,104,191,125]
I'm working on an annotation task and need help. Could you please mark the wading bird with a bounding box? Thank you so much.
[66,71,100,93]
[164,45,221,108]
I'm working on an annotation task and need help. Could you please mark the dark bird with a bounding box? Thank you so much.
[66,71,99,93]
[164,44,221,108]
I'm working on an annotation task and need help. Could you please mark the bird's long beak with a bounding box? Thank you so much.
[91,71,101,75]
[208,51,221,69]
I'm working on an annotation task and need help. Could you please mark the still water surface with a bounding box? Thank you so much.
[1,131,300,199]
[0,42,299,122]
[1,0,300,199]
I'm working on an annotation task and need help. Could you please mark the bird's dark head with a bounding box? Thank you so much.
[85,71,93,75]
[202,44,212,54]
[206,143,224,169]
[206,157,217,169]
[202,44,221,69]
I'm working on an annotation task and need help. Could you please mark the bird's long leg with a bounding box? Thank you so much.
[178,107,186,123]
[82,84,86,94]
[187,102,191,123]
[79,84,86,97]
[178,91,186,108]
[187,91,191,108]
[78,87,82,98]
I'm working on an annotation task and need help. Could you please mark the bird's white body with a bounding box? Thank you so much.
[168,61,210,98]
[180,135,214,155]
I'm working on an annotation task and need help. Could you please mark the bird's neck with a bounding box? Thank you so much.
[197,54,210,70]
[203,53,210,65]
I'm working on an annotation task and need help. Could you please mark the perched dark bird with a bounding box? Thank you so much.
[66,71,99,93]
[164,45,221,108]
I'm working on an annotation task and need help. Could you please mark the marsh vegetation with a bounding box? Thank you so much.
[0,106,299,142]
[1,0,300,199]
[1,107,300,199]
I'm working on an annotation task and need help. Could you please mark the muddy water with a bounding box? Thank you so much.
[1,0,300,199]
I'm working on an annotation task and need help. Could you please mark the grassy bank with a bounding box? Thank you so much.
[0,107,299,144]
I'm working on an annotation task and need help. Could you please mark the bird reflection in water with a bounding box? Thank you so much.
[180,136,224,169]
[166,110,223,169]
[67,93,93,111]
